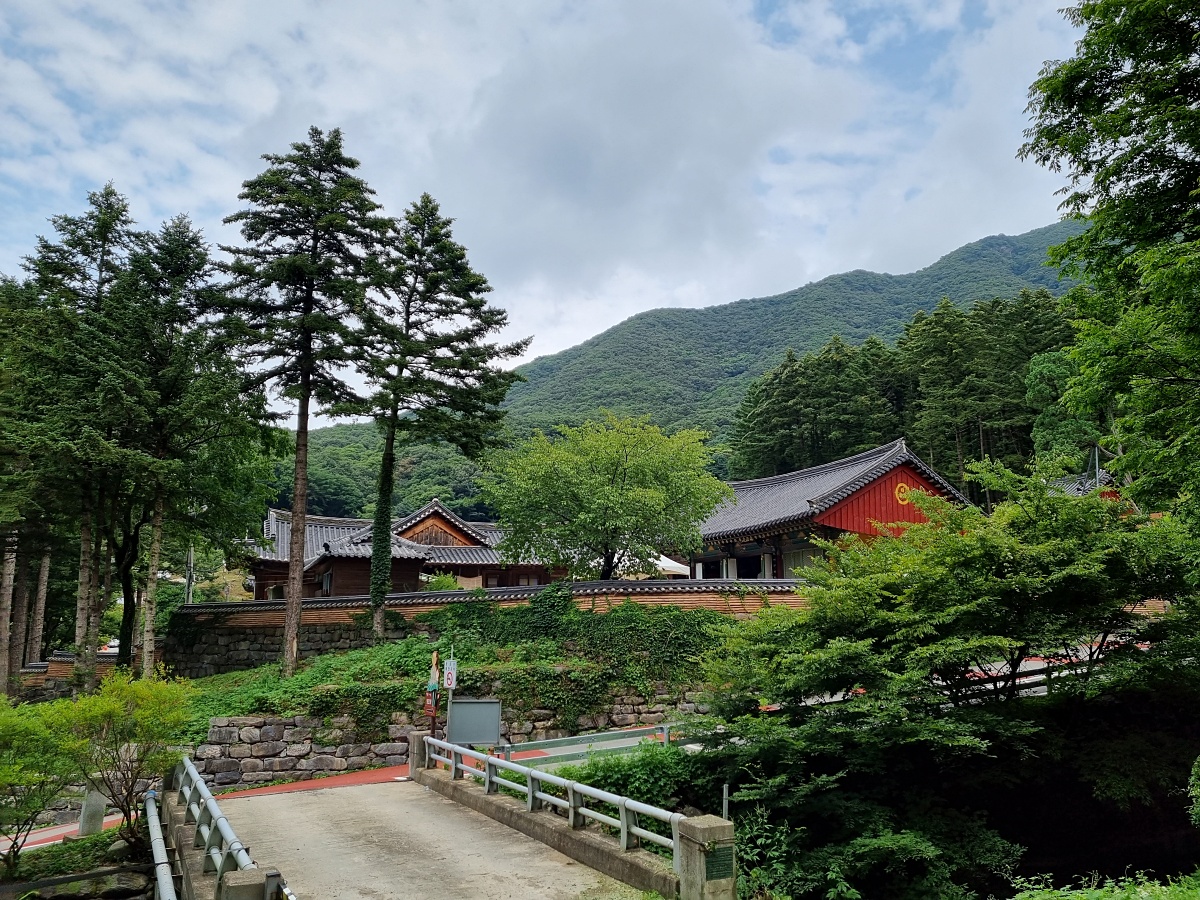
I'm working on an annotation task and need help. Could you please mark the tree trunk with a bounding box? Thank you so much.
[28,550,50,664]
[81,529,109,691]
[117,566,136,668]
[283,386,311,677]
[142,493,164,679]
[600,550,616,581]
[369,404,400,640]
[9,549,29,682]
[76,500,92,648]
[0,532,16,696]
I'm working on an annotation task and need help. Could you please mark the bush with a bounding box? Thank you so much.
[1012,873,1200,898]
[0,701,78,877]
[50,673,193,848]
[5,826,123,883]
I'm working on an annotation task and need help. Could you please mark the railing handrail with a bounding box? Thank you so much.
[175,756,256,876]
[424,735,686,872]
[144,790,178,900]
[501,724,670,756]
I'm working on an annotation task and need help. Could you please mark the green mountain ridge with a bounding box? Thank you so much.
[504,219,1085,436]
[291,220,1086,519]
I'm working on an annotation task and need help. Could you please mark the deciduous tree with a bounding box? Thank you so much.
[483,414,732,580]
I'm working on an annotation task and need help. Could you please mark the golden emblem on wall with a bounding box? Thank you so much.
[894,482,912,505]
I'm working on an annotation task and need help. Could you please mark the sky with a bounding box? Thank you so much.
[0,0,1081,367]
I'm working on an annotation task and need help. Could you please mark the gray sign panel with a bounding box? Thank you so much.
[447,698,502,746]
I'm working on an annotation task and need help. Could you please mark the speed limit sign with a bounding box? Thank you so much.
[443,659,458,690]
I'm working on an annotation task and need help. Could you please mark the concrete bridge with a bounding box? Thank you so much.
[156,733,736,900]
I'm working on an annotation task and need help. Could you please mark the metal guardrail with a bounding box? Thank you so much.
[144,790,178,900]
[174,756,296,899]
[500,724,672,761]
[425,735,686,872]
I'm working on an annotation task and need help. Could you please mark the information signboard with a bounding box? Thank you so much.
[443,659,458,690]
[446,698,502,746]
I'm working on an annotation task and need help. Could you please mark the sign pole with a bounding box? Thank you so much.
[444,646,458,743]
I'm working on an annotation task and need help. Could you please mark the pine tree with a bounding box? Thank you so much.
[350,194,528,636]
[219,127,388,674]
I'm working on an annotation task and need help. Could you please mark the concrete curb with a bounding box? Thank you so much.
[414,767,679,898]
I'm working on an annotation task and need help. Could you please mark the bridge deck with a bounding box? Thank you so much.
[219,780,643,900]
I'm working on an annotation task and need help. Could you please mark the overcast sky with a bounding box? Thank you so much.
[0,0,1079,366]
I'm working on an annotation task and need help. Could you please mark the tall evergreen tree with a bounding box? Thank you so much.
[349,194,527,636]
[219,127,388,674]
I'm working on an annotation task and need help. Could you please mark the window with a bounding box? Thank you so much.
[782,548,822,575]
[321,571,333,596]
[485,574,500,588]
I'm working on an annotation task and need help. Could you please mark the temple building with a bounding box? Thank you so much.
[693,438,968,579]
[249,500,556,601]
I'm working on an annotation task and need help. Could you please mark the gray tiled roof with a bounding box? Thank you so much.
[701,438,968,542]
[256,509,371,563]
[423,545,504,566]
[258,501,504,567]
[1053,468,1115,497]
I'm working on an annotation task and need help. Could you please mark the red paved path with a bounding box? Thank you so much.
[20,746,555,849]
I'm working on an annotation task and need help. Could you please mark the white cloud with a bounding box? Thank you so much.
[0,0,1079,369]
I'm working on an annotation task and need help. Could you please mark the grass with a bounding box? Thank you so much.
[6,826,126,883]
[184,631,616,742]
[185,636,445,741]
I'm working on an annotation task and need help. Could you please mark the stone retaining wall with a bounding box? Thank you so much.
[191,687,709,790]
[192,715,414,789]
[164,623,406,679]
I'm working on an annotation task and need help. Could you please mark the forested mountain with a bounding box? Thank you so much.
[728,290,1095,505]
[295,221,1087,518]
[269,424,490,522]
[504,220,1085,436]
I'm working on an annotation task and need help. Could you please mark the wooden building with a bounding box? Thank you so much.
[249,500,556,601]
[693,438,968,579]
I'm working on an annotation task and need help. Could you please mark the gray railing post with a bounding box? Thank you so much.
[483,757,497,795]
[566,783,584,829]
[618,798,639,850]
[450,747,464,779]
[410,731,430,770]
[527,770,541,811]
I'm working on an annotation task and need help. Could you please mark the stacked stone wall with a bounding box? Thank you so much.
[192,715,414,789]
[189,688,709,790]
[164,623,406,678]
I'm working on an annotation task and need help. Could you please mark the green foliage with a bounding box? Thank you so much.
[50,673,193,847]
[419,582,727,689]
[483,414,732,580]
[186,635,440,739]
[699,465,1200,899]
[1011,873,1200,899]
[422,572,463,592]
[0,701,78,876]
[4,826,123,883]
[308,682,419,739]
[730,290,1081,500]
[189,586,723,737]
[269,426,492,520]
[1021,2,1200,517]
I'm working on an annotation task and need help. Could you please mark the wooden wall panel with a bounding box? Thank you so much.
[814,464,946,536]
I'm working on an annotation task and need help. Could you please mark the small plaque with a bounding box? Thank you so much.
[705,844,735,881]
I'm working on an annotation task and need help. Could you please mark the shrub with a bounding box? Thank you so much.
[0,701,77,877]
[50,672,193,847]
